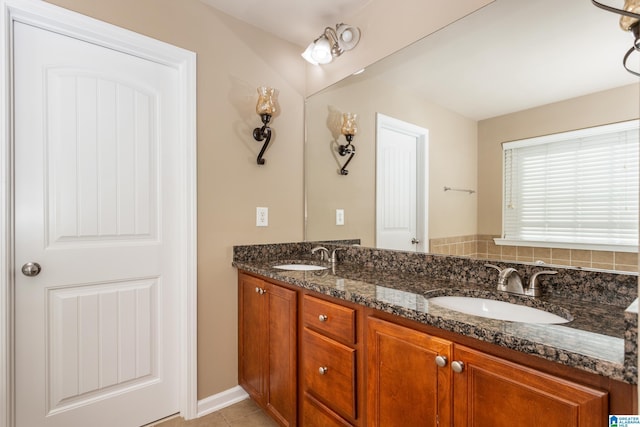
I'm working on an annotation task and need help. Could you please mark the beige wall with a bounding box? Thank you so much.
[478,83,640,235]
[306,78,477,246]
[44,0,306,399]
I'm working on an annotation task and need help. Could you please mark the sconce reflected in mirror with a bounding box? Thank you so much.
[253,86,276,165]
[592,0,640,76]
[338,112,357,175]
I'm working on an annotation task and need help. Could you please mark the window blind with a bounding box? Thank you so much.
[501,120,639,250]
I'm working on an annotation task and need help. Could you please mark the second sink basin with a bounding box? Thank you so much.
[273,264,328,271]
[428,296,570,324]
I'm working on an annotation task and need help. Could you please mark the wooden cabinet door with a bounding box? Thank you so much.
[367,317,453,427]
[238,274,267,403]
[265,281,298,426]
[452,345,608,427]
[238,273,297,427]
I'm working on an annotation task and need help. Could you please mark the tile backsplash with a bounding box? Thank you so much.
[430,234,638,272]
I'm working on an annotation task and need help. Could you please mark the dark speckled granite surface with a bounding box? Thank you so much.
[233,241,638,384]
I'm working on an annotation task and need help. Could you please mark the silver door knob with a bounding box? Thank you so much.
[21,262,41,277]
[411,238,420,244]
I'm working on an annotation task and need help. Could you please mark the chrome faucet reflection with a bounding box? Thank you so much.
[485,264,557,297]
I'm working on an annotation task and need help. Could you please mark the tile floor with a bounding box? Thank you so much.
[149,398,277,427]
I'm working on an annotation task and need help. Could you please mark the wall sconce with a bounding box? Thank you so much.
[592,0,640,76]
[253,86,276,165]
[301,23,361,65]
[338,113,357,175]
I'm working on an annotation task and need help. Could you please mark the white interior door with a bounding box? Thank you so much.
[376,114,429,252]
[13,18,183,427]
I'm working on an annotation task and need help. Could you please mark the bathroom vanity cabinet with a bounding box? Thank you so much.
[237,270,633,427]
[367,317,607,427]
[301,294,362,426]
[238,273,297,426]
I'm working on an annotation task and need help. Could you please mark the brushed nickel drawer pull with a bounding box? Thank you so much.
[318,314,328,322]
[318,366,328,375]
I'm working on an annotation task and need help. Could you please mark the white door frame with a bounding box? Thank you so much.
[375,113,429,252]
[0,1,198,426]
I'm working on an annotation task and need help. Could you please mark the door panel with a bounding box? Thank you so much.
[47,70,157,244]
[48,279,158,414]
[14,19,180,427]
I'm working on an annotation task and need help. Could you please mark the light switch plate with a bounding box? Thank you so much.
[256,207,268,227]
[336,209,345,226]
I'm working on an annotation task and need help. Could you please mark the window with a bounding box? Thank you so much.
[497,120,639,252]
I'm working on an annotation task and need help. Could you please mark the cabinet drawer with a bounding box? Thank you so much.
[302,392,354,427]
[303,294,356,345]
[302,328,357,420]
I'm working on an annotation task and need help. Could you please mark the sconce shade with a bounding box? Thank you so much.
[311,36,333,64]
[621,0,640,30]
[336,24,361,51]
[341,112,358,136]
[301,42,318,65]
[256,86,276,115]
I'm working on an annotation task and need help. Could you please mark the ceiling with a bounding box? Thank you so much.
[201,0,639,120]
[199,0,371,47]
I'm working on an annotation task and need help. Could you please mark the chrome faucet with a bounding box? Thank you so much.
[485,264,556,297]
[485,264,524,294]
[311,246,329,261]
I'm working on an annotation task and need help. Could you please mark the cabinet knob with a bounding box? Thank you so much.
[255,287,266,295]
[318,314,328,322]
[435,355,448,367]
[452,361,465,373]
[318,366,328,375]
[255,287,260,293]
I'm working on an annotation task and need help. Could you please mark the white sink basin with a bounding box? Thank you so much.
[273,264,328,271]
[428,296,570,324]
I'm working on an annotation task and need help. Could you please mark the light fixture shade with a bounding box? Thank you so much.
[620,0,640,30]
[301,42,318,65]
[341,112,358,136]
[336,24,361,51]
[256,86,276,115]
[311,36,333,64]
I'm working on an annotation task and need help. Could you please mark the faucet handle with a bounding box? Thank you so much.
[484,263,502,273]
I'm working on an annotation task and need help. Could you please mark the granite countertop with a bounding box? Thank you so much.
[234,257,636,384]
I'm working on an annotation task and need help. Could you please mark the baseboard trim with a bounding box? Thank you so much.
[196,386,249,418]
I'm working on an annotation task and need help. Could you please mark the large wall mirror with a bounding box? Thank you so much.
[305,0,640,272]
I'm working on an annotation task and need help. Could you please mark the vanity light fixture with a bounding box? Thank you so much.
[253,86,276,165]
[302,23,361,65]
[592,0,640,76]
[338,112,357,175]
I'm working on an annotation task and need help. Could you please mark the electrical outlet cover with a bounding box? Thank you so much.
[256,207,268,227]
